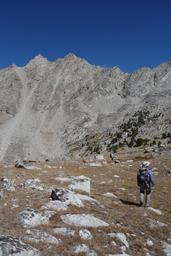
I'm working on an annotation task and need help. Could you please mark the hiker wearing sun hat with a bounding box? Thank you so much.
[137,161,155,207]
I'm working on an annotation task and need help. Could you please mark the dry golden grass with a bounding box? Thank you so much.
[0,151,171,255]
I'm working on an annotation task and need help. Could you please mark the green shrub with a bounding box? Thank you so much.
[111,137,118,144]
[93,145,101,154]
[153,140,156,145]
[162,133,167,139]
[134,138,144,147]
[110,145,118,153]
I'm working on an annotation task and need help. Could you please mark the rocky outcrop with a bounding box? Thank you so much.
[0,235,40,256]
[0,54,171,162]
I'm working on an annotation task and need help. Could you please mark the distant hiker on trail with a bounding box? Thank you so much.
[137,161,155,207]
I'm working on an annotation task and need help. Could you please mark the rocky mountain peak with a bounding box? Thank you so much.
[26,54,48,68]
[0,55,170,162]
[62,53,89,65]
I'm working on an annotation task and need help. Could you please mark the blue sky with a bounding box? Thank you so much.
[0,0,171,72]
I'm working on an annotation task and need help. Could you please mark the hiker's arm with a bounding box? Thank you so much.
[150,171,155,187]
[137,171,140,186]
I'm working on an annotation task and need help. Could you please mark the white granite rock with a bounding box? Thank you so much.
[79,229,92,240]
[53,227,75,236]
[108,233,129,248]
[17,208,55,228]
[24,229,60,244]
[69,175,90,194]
[61,214,109,227]
[0,235,40,256]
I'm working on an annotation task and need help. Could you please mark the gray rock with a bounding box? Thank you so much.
[147,218,167,229]
[0,235,40,256]
[73,244,97,256]
[79,229,92,240]
[23,229,60,244]
[61,214,109,227]
[51,188,68,201]
[0,177,15,192]
[50,188,84,207]
[108,233,129,248]
[17,208,55,228]
[162,241,171,256]
[52,227,75,237]
[23,179,43,191]
[68,176,90,194]
[15,161,33,169]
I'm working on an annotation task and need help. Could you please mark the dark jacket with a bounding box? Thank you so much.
[137,167,155,187]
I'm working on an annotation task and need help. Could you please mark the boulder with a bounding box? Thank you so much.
[17,208,55,228]
[15,161,33,169]
[162,241,171,256]
[15,161,40,170]
[50,189,84,207]
[108,233,129,248]
[0,177,15,192]
[51,189,68,201]
[23,179,43,191]
[61,214,109,227]
[53,227,75,237]
[69,176,90,194]
[73,244,97,255]
[0,235,40,256]
[23,229,60,245]
[79,229,92,240]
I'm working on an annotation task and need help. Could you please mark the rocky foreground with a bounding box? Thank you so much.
[0,150,171,256]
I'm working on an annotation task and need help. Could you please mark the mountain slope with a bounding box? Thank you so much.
[0,54,171,162]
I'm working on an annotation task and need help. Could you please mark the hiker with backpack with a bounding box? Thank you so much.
[137,161,155,207]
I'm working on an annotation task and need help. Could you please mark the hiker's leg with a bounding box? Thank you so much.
[140,185,145,206]
[146,187,152,207]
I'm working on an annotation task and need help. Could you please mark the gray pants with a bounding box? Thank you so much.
[139,184,152,207]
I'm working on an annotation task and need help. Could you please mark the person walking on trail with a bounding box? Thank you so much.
[137,161,155,207]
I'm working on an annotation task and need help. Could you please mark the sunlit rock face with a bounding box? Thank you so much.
[0,53,171,162]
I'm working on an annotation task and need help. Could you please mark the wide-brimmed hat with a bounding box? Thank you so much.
[142,161,150,167]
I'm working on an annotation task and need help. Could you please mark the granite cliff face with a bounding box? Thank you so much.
[0,54,171,162]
